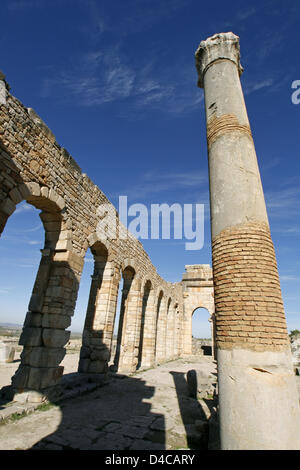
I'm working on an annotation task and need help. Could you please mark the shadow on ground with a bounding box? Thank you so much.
[31,371,166,450]
[170,365,220,450]
[0,366,167,450]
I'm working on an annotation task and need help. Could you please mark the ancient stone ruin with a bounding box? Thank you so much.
[0,32,299,450]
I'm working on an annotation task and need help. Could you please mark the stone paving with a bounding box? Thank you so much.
[0,354,218,450]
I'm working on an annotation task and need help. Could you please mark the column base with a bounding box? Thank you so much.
[218,347,300,450]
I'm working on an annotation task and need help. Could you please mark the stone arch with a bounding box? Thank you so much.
[0,182,70,249]
[0,184,85,396]
[78,239,112,374]
[121,258,138,274]
[191,304,216,358]
[87,232,111,258]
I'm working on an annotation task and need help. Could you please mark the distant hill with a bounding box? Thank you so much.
[0,323,22,329]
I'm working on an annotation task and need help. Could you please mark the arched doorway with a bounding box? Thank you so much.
[0,201,44,395]
[0,187,81,396]
[192,307,212,356]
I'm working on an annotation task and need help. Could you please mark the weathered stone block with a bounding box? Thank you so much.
[19,327,42,347]
[21,346,66,367]
[42,313,71,329]
[42,328,70,348]
[27,365,64,389]
[13,390,47,404]
[0,197,16,216]
[90,348,110,361]
[24,312,42,328]
[11,365,31,390]
[0,341,15,363]
[78,358,91,373]
[24,182,41,197]
[28,293,44,313]
[88,360,107,374]
[0,80,7,105]
[9,187,23,204]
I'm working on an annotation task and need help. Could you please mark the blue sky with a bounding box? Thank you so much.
[0,0,300,337]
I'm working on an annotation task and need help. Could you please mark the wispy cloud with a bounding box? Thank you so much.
[112,170,208,201]
[15,263,37,268]
[281,275,300,282]
[261,157,281,172]
[265,184,300,217]
[14,201,36,215]
[42,46,135,107]
[42,51,204,115]
[41,26,204,116]
[0,287,13,294]
[236,7,257,21]
[244,79,274,95]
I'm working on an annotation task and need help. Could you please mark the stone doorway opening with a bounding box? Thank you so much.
[0,201,45,393]
[192,307,212,356]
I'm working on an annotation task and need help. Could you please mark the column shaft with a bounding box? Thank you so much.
[196,32,300,449]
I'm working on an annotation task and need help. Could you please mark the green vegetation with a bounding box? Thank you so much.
[289,330,300,340]
[9,411,27,422]
[37,402,55,412]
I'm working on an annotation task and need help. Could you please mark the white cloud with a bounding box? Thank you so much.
[112,170,208,200]
[0,287,13,294]
[244,79,274,95]
[265,185,300,217]
[281,275,300,282]
[237,7,257,21]
[14,201,35,215]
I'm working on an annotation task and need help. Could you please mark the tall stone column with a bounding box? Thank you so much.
[140,291,156,368]
[195,32,300,449]
[117,277,142,373]
[155,296,167,364]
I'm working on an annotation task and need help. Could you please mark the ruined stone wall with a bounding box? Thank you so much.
[181,264,215,356]
[0,78,184,392]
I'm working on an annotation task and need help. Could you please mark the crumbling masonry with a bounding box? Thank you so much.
[0,74,213,395]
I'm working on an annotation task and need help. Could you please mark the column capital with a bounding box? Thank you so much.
[195,32,243,88]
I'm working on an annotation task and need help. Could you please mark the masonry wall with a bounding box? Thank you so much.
[0,78,184,393]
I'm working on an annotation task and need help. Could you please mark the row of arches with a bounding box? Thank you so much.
[79,247,182,375]
[0,183,183,395]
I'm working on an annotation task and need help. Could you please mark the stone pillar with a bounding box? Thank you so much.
[181,308,193,356]
[140,291,156,368]
[12,248,83,396]
[195,32,300,449]
[117,277,142,373]
[165,301,175,360]
[113,268,137,373]
[155,296,167,364]
[173,307,180,358]
[79,260,120,374]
